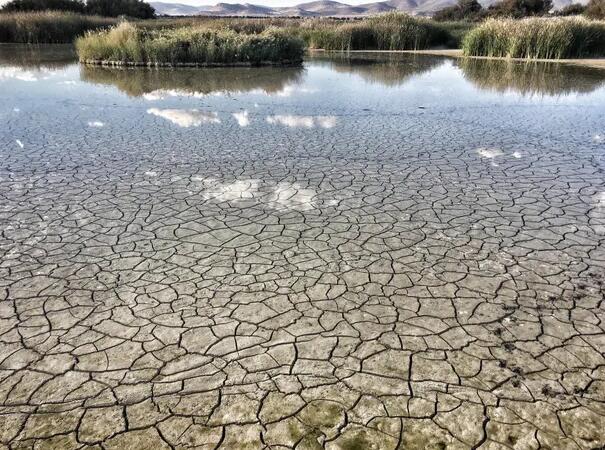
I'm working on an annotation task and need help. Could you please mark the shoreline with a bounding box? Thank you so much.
[80,59,303,67]
[312,48,605,70]
[5,43,605,71]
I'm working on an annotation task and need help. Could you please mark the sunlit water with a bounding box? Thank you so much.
[1,44,605,449]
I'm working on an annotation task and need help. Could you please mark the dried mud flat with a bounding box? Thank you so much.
[1,52,605,450]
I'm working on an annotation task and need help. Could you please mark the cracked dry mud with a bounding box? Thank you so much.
[1,47,605,449]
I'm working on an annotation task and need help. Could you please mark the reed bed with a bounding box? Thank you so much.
[75,22,305,65]
[135,15,465,50]
[299,13,454,51]
[0,12,470,49]
[0,11,115,43]
[141,16,304,33]
[463,17,605,59]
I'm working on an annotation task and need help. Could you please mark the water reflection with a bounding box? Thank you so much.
[232,111,250,127]
[458,58,605,96]
[147,108,221,127]
[266,115,337,129]
[0,44,74,81]
[309,51,605,96]
[80,65,305,98]
[310,52,444,87]
[0,44,75,69]
[2,43,603,99]
[476,147,504,159]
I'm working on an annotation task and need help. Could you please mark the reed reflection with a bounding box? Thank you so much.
[0,44,75,81]
[80,65,305,98]
[458,58,605,96]
[309,52,446,86]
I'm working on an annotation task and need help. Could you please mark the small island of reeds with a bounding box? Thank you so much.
[76,22,305,66]
[463,17,605,59]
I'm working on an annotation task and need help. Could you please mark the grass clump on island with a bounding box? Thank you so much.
[463,17,605,59]
[76,22,305,66]
[299,13,470,51]
[0,11,115,43]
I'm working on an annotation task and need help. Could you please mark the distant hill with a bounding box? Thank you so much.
[287,0,366,15]
[150,0,586,17]
[199,1,276,14]
[150,1,202,14]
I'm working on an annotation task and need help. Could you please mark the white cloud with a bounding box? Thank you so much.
[266,115,337,129]
[233,110,250,127]
[147,108,220,127]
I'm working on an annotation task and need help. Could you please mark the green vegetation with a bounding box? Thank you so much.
[0,11,115,43]
[556,3,586,16]
[585,0,605,18]
[299,13,457,50]
[463,17,605,58]
[487,0,553,18]
[85,0,154,19]
[434,0,553,22]
[434,0,603,21]
[0,11,473,47]
[76,22,305,65]
[436,20,476,47]
[433,0,482,22]
[3,8,604,60]
[1,0,155,17]
[74,14,476,65]
[1,0,85,13]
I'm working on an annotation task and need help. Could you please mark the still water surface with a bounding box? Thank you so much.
[1,44,605,449]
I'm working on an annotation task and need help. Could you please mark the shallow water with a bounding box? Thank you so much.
[1,43,605,449]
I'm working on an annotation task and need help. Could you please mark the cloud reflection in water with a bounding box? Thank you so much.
[147,108,221,127]
[232,110,250,127]
[266,115,337,129]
